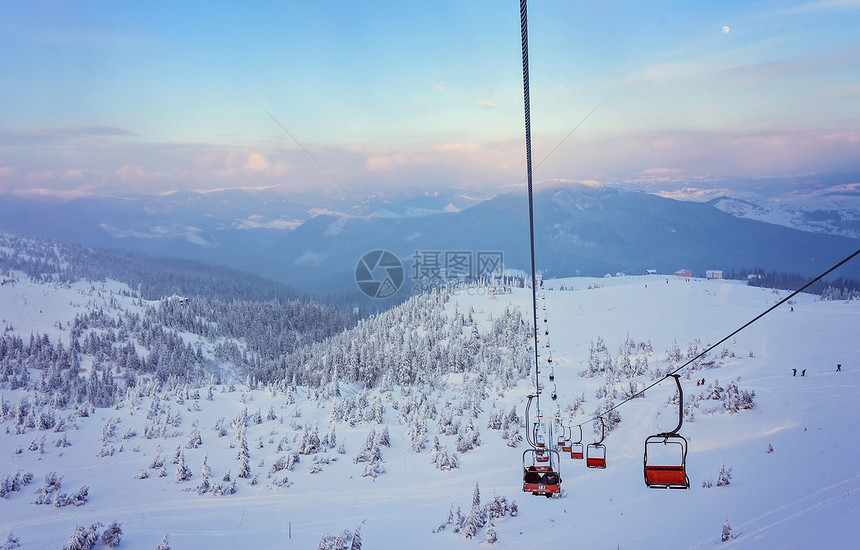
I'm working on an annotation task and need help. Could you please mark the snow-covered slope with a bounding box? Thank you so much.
[2,272,859,548]
[713,188,860,240]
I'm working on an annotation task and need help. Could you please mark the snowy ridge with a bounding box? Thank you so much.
[713,189,860,240]
[2,269,860,548]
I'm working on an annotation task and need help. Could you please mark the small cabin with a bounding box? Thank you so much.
[706,270,723,280]
[674,269,692,277]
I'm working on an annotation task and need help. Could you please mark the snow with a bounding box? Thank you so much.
[2,274,860,548]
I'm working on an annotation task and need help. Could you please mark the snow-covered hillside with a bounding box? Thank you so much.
[714,191,860,240]
[2,270,860,549]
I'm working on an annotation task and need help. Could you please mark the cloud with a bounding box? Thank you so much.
[478,100,499,109]
[243,152,270,174]
[0,125,136,146]
[2,123,857,201]
[26,170,58,183]
[116,164,149,181]
[362,141,519,177]
[62,169,85,180]
[434,84,446,92]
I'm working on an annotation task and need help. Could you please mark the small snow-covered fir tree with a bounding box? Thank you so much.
[378,425,390,447]
[66,485,89,506]
[332,530,351,550]
[3,530,21,550]
[459,510,478,539]
[315,534,336,550]
[62,523,101,550]
[175,449,192,483]
[100,522,122,548]
[200,453,212,480]
[485,521,498,544]
[34,471,63,505]
[236,428,251,478]
[362,460,384,478]
[505,424,522,448]
[721,518,733,542]
[350,520,364,550]
[155,534,171,550]
[185,429,202,449]
[717,462,733,486]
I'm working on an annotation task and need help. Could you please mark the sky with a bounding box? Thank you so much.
[1,0,859,202]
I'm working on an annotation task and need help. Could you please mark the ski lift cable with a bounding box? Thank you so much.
[571,245,860,429]
[520,0,542,426]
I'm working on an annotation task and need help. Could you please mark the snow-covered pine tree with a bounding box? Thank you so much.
[236,427,251,478]
[65,485,89,506]
[459,510,478,539]
[350,520,364,550]
[155,534,171,550]
[61,523,101,550]
[333,529,351,550]
[2,530,21,550]
[721,518,733,542]
[485,521,498,544]
[174,449,192,483]
[185,428,202,449]
[669,339,682,363]
[100,522,122,548]
[717,462,733,486]
[197,454,212,494]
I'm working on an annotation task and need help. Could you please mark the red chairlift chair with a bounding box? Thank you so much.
[644,374,690,489]
[586,417,607,469]
[569,424,583,459]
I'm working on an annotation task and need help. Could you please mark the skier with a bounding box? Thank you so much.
[801,369,806,377]
[792,368,797,377]
[837,363,842,372]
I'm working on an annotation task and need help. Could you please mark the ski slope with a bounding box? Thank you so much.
[1,273,859,548]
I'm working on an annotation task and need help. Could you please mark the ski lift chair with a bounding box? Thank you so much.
[586,417,607,469]
[644,374,690,489]
[569,425,583,459]
[523,448,562,497]
[560,426,572,453]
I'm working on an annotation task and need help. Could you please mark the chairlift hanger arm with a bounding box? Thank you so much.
[658,374,683,438]
[595,416,605,445]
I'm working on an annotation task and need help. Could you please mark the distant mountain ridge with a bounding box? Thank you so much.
[1,183,858,293]
[264,184,860,292]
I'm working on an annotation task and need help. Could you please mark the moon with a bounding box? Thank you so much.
[722,25,730,34]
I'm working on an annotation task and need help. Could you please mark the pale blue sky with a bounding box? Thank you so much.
[1,0,858,199]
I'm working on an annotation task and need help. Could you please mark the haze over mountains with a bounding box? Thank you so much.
[2,177,859,294]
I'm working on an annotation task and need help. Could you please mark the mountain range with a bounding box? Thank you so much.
[1,181,859,294]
